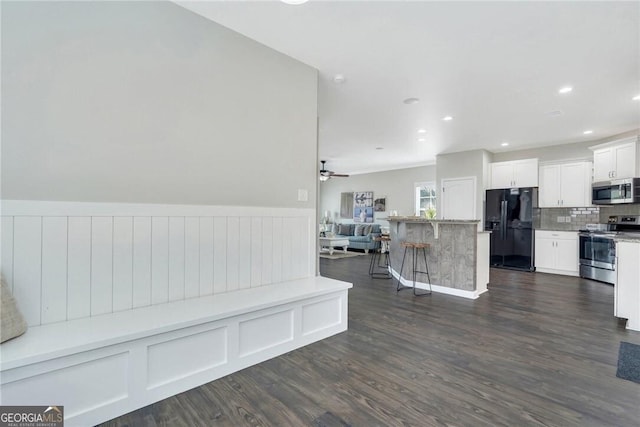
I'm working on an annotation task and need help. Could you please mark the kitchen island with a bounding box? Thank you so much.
[387,217,490,299]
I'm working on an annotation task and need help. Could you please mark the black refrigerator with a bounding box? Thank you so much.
[484,187,538,271]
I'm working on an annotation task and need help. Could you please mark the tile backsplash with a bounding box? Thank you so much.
[535,207,600,231]
[599,204,640,222]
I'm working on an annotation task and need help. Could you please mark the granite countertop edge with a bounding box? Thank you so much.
[385,217,480,224]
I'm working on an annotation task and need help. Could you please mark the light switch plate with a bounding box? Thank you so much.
[297,189,308,202]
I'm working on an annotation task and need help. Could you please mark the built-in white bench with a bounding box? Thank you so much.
[0,276,352,426]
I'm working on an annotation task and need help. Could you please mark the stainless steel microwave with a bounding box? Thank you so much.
[592,178,640,205]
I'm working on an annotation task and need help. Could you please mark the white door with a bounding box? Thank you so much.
[440,177,476,220]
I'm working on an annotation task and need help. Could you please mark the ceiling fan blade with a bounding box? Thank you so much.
[330,173,350,177]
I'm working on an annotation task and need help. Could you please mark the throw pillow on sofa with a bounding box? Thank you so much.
[338,224,352,236]
[354,224,365,236]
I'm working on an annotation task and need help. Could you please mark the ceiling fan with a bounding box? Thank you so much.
[319,160,349,181]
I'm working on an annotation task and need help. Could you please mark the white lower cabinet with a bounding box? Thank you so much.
[535,230,579,276]
[615,241,640,331]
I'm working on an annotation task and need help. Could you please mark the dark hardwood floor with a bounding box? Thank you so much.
[100,255,640,427]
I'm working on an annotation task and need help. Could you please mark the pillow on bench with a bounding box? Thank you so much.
[1,277,28,343]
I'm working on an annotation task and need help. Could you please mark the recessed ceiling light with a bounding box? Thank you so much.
[403,97,420,105]
[280,0,309,4]
[583,130,594,135]
[442,116,453,121]
[418,129,427,134]
[558,86,573,94]
[633,94,640,101]
[333,74,346,84]
[418,138,426,142]
[501,142,509,147]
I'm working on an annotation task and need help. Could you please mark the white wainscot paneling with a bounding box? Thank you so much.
[238,309,294,357]
[132,217,152,309]
[199,217,214,296]
[13,217,42,326]
[184,217,200,299]
[91,217,114,316]
[0,201,315,326]
[1,352,129,418]
[1,216,15,292]
[147,326,228,389]
[113,217,134,312]
[168,217,185,302]
[41,217,68,324]
[151,217,169,305]
[302,296,342,336]
[68,217,91,320]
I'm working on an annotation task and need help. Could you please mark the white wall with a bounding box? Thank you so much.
[319,165,436,225]
[1,1,318,208]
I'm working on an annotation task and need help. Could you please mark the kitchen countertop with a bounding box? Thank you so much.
[385,217,480,224]
[614,233,640,242]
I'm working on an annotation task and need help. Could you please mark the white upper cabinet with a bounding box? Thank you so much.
[539,161,592,207]
[489,158,538,189]
[591,137,640,182]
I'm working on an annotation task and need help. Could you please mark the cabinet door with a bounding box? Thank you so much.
[514,159,539,188]
[490,163,515,189]
[560,162,590,207]
[539,165,560,207]
[555,236,579,274]
[593,148,614,181]
[614,143,636,179]
[534,235,556,270]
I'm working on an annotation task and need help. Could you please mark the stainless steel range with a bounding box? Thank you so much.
[579,216,640,285]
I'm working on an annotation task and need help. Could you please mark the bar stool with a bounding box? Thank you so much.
[396,242,431,296]
[369,236,391,279]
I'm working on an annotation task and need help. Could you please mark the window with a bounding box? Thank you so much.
[415,181,436,217]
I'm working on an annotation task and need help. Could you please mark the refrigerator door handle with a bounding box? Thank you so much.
[500,200,507,240]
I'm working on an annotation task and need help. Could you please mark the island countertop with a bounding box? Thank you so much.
[386,217,480,224]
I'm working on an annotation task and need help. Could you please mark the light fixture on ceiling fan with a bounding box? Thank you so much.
[319,160,349,181]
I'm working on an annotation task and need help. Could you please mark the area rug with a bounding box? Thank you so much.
[319,251,366,260]
[616,341,640,384]
[312,411,352,427]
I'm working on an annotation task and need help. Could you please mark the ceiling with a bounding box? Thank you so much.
[177,0,640,175]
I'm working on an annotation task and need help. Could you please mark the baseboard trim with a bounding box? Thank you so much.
[390,268,486,299]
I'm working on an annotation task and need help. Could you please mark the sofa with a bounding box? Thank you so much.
[331,223,382,253]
